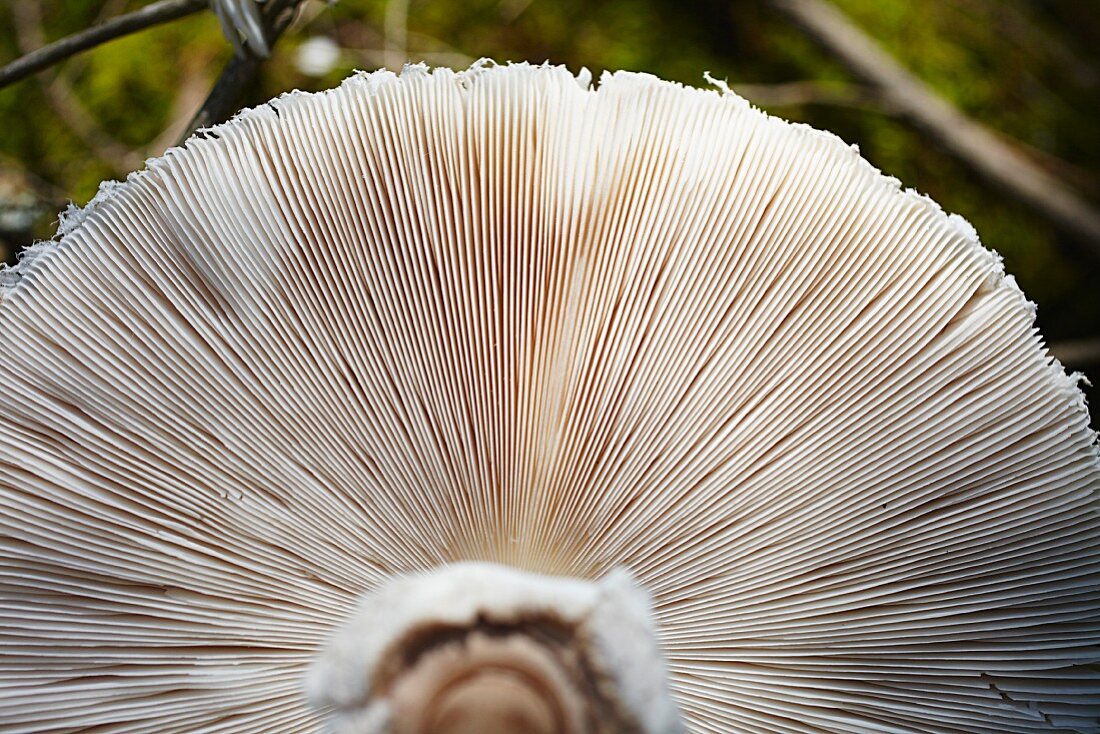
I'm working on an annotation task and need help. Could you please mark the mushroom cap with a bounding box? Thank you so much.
[1,62,1098,733]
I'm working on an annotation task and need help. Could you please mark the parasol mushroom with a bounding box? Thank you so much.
[0,62,1098,733]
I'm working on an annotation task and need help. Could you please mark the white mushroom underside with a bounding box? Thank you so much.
[0,63,1098,733]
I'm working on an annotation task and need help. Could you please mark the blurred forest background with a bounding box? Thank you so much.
[1,0,1098,423]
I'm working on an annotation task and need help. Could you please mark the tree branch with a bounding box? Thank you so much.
[770,0,1100,261]
[0,0,208,90]
[1049,338,1100,368]
[179,0,302,142]
[383,0,410,71]
[733,81,891,111]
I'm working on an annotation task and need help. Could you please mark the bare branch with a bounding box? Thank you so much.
[406,31,477,66]
[179,0,303,142]
[0,0,207,91]
[383,0,410,71]
[770,0,1100,261]
[498,0,535,24]
[1049,338,1100,368]
[352,47,474,71]
[348,30,476,71]
[733,81,891,111]
[149,59,218,153]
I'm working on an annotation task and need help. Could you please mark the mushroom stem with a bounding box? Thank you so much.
[387,632,589,734]
[307,563,683,734]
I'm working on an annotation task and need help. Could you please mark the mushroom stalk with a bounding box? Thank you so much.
[308,564,684,734]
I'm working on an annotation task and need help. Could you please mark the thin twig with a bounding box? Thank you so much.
[770,0,1100,260]
[406,31,475,66]
[149,57,219,153]
[353,47,474,71]
[383,0,410,71]
[1049,338,1100,368]
[734,81,891,111]
[179,0,302,142]
[349,29,476,71]
[0,0,208,90]
[498,0,535,24]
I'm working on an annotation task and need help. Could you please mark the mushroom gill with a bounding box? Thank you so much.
[0,62,1098,733]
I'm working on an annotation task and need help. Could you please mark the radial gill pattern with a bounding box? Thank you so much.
[1,62,1098,733]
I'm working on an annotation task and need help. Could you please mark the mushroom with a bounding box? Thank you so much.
[1,62,1098,733]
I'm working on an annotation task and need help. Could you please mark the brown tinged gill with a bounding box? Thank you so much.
[0,62,1098,733]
